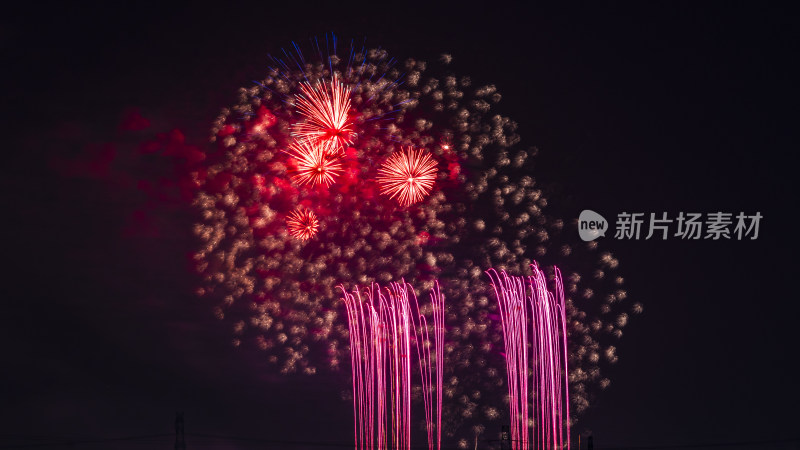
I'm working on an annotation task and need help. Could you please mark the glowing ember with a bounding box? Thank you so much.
[377,147,438,206]
[293,76,355,155]
[285,139,343,187]
[286,208,319,240]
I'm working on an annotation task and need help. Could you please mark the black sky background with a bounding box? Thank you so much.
[2,2,799,449]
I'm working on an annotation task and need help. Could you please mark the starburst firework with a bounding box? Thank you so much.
[286,208,320,240]
[293,76,355,155]
[195,39,638,437]
[377,147,438,206]
[286,139,343,187]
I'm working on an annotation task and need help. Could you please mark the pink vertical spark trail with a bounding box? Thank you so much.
[487,264,570,450]
[340,281,445,450]
[411,282,445,450]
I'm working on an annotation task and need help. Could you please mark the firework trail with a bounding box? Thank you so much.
[341,285,384,450]
[414,282,445,450]
[340,281,445,450]
[528,266,569,450]
[487,269,529,450]
[193,35,640,440]
[487,264,570,450]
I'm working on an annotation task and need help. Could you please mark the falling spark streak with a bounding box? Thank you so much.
[377,147,438,206]
[488,269,529,450]
[293,76,356,155]
[340,281,445,450]
[285,208,320,240]
[285,139,343,187]
[412,282,445,450]
[487,264,570,450]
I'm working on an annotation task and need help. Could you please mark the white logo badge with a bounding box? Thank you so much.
[579,210,608,241]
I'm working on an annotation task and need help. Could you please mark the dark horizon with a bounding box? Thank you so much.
[2,2,798,450]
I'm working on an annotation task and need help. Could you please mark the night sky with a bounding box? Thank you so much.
[3,2,798,449]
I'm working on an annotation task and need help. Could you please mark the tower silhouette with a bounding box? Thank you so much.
[175,412,186,450]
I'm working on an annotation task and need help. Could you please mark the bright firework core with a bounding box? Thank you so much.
[377,147,438,206]
[286,209,320,240]
[293,76,356,155]
[285,139,343,187]
[286,78,439,226]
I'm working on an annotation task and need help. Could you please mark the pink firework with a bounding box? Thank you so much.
[376,147,438,206]
[286,208,319,240]
[413,281,445,450]
[286,139,343,187]
[487,264,570,450]
[293,76,355,155]
[340,281,445,450]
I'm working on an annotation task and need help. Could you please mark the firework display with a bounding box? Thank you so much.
[292,76,356,153]
[192,36,640,441]
[377,147,438,206]
[285,138,343,187]
[340,281,445,450]
[487,265,570,450]
[285,208,320,241]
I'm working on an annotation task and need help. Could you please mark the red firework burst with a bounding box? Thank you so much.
[286,208,319,240]
[376,147,438,206]
[286,139,343,187]
[292,76,355,155]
